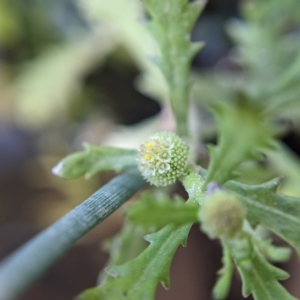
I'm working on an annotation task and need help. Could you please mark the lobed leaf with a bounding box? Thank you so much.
[266,142,300,196]
[228,235,296,300]
[213,243,234,300]
[226,0,300,119]
[126,192,198,230]
[99,222,148,284]
[52,143,137,179]
[205,98,274,185]
[142,0,206,136]
[79,224,192,300]
[227,178,300,256]
[253,237,291,263]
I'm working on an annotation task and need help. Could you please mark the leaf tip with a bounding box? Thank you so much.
[106,266,121,278]
[52,161,64,177]
[144,233,152,243]
[267,176,284,192]
[160,275,170,290]
[190,0,207,11]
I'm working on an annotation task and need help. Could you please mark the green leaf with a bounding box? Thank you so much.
[126,192,198,230]
[226,0,300,120]
[244,225,291,263]
[15,36,113,129]
[205,98,274,185]
[227,234,296,300]
[77,0,168,101]
[99,222,148,284]
[213,243,234,300]
[79,224,192,300]
[266,142,300,196]
[52,143,137,179]
[181,171,205,204]
[254,237,291,263]
[142,0,206,136]
[227,178,300,256]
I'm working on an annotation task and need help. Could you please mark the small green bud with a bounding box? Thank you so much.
[199,191,245,239]
[137,132,189,187]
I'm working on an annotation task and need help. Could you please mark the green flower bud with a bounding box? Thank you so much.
[137,132,189,187]
[199,191,245,239]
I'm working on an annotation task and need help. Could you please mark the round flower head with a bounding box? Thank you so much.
[137,132,188,186]
[199,191,245,239]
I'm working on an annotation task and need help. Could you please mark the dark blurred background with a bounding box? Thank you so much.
[1,0,300,299]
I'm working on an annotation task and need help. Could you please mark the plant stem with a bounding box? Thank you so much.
[0,169,146,300]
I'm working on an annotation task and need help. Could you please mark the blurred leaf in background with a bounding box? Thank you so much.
[191,0,300,197]
[0,1,163,299]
